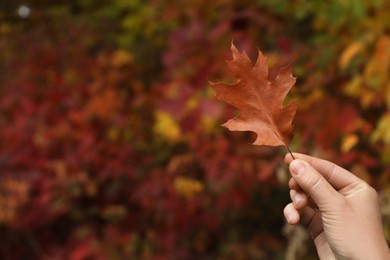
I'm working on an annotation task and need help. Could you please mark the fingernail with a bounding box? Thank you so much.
[286,212,293,223]
[290,160,306,175]
[294,193,302,205]
[286,210,297,224]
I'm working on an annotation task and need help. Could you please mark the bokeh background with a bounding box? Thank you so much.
[1,0,390,259]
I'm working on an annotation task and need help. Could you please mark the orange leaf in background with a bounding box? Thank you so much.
[210,43,297,147]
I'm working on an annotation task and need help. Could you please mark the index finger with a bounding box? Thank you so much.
[285,153,361,191]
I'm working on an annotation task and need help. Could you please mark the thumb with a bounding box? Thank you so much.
[289,159,341,210]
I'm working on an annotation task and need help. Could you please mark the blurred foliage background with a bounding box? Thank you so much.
[1,0,390,259]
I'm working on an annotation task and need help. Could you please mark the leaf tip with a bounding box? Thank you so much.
[230,39,236,50]
[230,41,244,60]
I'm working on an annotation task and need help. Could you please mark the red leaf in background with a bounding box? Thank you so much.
[210,43,297,147]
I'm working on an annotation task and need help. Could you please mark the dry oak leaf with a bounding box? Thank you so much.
[210,43,297,146]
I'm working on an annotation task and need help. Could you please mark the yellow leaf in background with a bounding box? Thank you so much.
[102,205,128,221]
[201,116,216,133]
[173,176,204,199]
[341,134,359,153]
[265,53,280,68]
[381,145,390,164]
[344,74,384,108]
[167,154,194,173]
[111,49,133,67]
[166,83,180,99]
[186,96,198,110]
[386,82,390,107]
[299,88,323,109]
[107,127,120,141]
[371,113,390,144]
[0,179,29,224]
[154,111,181,141]
[364,35,390,90]
[361,90,375,108]
[0,23,11,34]
[339,41,364,69]
[344,75,362,96]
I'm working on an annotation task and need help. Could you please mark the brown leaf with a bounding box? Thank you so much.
[210,43,297,146]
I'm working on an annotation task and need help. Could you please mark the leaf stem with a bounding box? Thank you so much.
[285,145,295,160]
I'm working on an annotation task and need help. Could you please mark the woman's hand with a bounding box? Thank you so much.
[284,153,389,260]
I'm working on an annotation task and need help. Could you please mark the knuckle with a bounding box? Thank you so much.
[306,174,323,192]
[336,197,350,211]
[366,185,379,201]
[358,182,379,201]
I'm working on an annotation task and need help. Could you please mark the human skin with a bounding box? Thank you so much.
[283,153,390,260]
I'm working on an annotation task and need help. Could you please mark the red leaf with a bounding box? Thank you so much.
[210,43,297,146]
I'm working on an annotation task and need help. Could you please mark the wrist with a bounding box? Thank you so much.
[354,240,389,260]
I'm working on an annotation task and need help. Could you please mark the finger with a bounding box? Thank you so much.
[285,153,360,191]
[288,177,302,190]
[307,196,318,210]
[289,159,342,210]
[289,180,315,208]
[284,203,300,224]
[300,206,336,259]
[299,206,324,240]
[290,189,308,209]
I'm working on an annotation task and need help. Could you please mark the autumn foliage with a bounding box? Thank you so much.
[1,1,390,259]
